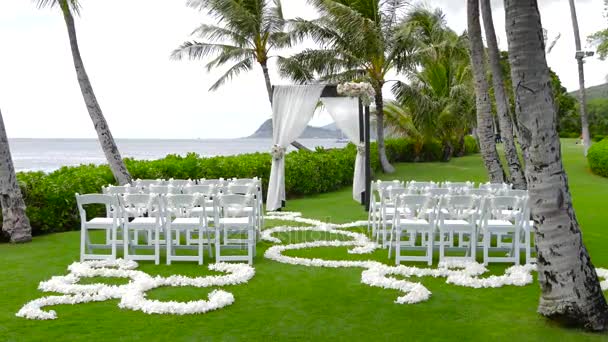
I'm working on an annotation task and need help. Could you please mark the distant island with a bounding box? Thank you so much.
[246,119,379,139]
[246,119,343,139]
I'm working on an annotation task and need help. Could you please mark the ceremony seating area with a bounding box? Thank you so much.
[76,178,263,265]
[369,180,535,266]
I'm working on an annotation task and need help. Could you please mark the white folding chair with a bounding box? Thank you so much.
[165,194,212,265]
[183,185,218,246]
[479,196,524,265]
[215,194,256,265]
[120,194,163,265]
[437,195,480,262]
[389,194,435,265]
[377,185,407,247]
[479,182,512,194]
[168,179,194,188]
[76,193,120,261]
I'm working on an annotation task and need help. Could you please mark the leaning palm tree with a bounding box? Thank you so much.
[569,0,592,156]
[504,0,608,330]
[172,0,309,150]
[279,0,416,173]
[0,108,32,243]
[467,0,505,183]
[480,0,526,189]
[34,0,132,185]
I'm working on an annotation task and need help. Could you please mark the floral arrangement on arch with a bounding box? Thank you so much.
[271,145,286,161]
[337,82,375,106]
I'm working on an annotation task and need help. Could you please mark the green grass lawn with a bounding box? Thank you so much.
[1,139,607,341]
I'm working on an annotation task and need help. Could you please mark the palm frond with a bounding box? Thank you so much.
[34,0,81,15]
[191,24,250,48]
[209,58,254,91]
[171,42,245,61]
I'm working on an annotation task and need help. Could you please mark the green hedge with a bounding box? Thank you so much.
[5,137,479,236]
[588,138,608,178]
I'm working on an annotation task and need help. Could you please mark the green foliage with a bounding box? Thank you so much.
[7,138,477,236]
[587,0,608,60]
[588,138,608,177]
[559,98,608,139]
[464,135,480,155]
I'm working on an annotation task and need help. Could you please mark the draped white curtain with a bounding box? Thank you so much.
[321,97,364,202]
[266,85,325,211]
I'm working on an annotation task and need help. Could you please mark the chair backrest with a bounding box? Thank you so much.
[165,194,197,217]
[482,195,524,222]
[198,179,225,186]
[375,180,404,191]
[76,193,119,219]
[134,179,165,187]
[465,188,491,197]
[102,185,137,195]
[120,193,158,213]
[479,182,512,194]
[149,184,170,194]
[231,178,259,186]
[397,194,434,220]
[426,187,450,197]
[440,181,473,194]
[168,179,194,187]
[216,194,254,218]
[406,181,437,194]
[226,184,256,195]
[439,195,479,220]
[183,184,217,197]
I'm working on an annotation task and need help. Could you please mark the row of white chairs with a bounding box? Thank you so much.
[78,181,263,265]
[369,180,534,266]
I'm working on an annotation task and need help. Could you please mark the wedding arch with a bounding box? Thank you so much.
[266,84,372,212]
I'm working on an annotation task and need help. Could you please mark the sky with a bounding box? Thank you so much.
[0,0,605,139]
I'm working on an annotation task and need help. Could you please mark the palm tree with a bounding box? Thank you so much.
[0,108,32,243]
[504,0,608,330]
[279,0,416,173]
[172,0,310,151]
[467,0,505,183]
[393,8,476,160]
[34,0,132,185]
[569,0,592,156]
[480,0,526,189]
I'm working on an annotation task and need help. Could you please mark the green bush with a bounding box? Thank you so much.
[593,134,605,142]
[4,137,477,236]
[464,135,480,154]
[588,138,608,178]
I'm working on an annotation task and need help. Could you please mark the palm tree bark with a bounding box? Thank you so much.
[568,0,591,156]
[260,60,312,152]
[59,1,131,185]
[480,0,526,189]
[0,108,32,243]
[467,0,505,183]
[374,85,395,173]
[505,0,608,330]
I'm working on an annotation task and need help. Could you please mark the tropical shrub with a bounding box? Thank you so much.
[588,138,608,178]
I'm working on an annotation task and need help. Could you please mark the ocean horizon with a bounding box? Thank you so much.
[8,138,348,173]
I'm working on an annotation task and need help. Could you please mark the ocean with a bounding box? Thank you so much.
[8,138,348,173]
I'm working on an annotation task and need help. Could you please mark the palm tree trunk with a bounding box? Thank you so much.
[467,0,505,183]
[0,108,32,243]
[260,60,312,152]
[60,2,131,185]
[480,0,526,189]
[374,86,395,173]
[569,0,592,156]
[505,0,608,330]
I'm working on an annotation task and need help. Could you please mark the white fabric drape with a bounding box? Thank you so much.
[321,97,364,202]
[266,85,325,211]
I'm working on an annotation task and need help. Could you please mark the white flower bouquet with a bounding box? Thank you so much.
[271,145,286,161]
[337,82,376,106]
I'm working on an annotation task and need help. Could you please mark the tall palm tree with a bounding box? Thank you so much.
[393,8,476,160]
[569,0,592,156]
[467,0,505,183]
[172,0,310,150]
[279,0,416,173]
[35,0,132,185]
[0,108,32,243]
[480,0,526,189]
[504,0,608,330]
